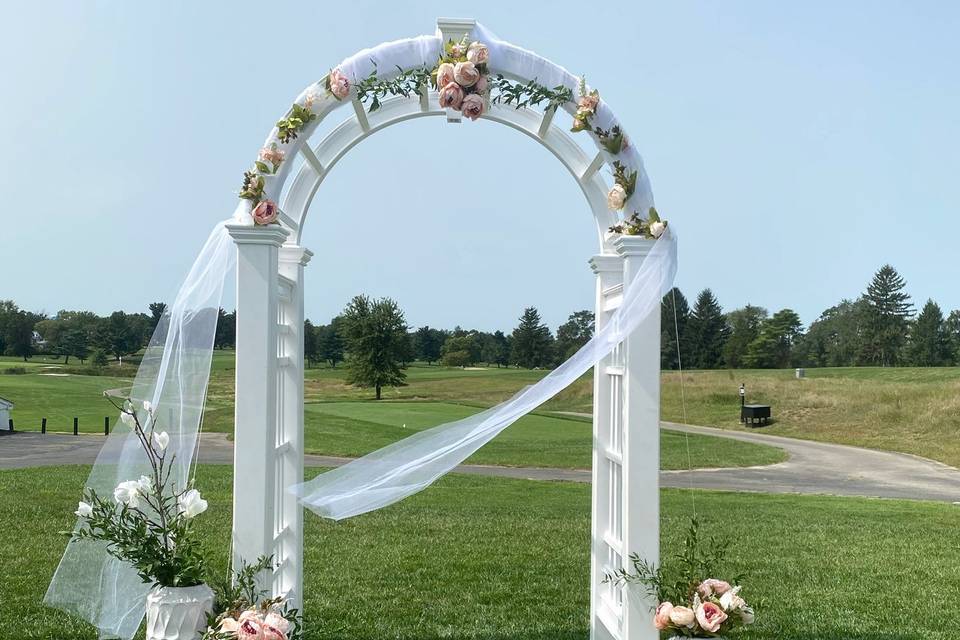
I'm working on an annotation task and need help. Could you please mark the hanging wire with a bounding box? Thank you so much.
[671,287,696,518]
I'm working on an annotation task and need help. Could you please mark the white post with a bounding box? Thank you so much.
[226,223,289,585]
[614,235,661,640]
[276,245,312,608]
[589,253,625,640]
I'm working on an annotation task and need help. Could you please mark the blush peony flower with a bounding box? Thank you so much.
[262,625,287,640]
[696,601,728,633]
[75,501,93,517]
[219,617,239,633]
[258,146,285,168]
[649,220,666,239]
[607,184,627,210]
[453,61,480,87]
[466,41,489,65]
[719,586,745,611]
[653,602,674,630]
[698,578,732,598]
[474,74,488,94]
[238,617,263,640]
[328,68,350,100]
[669,606,696,628]
[579,93,599,112]
[438,82,464,110]
[436,62,456,89]
[253,200,279,226]
[263,613,290,633]
[461,93,485,121]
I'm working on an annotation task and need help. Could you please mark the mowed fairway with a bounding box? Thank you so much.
[303,401,784,469]
[3,464,959,640]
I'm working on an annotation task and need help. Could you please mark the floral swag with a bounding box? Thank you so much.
[238,37,667,239]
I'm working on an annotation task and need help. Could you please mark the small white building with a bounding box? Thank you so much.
[0,397,12,430]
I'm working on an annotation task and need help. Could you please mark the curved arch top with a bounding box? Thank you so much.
[236,18,656,255]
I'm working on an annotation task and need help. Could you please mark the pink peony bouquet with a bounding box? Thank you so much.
[432,36,489,121]
[201,556,301,640]
[653,579,754,638]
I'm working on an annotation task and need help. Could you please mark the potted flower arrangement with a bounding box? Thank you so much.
[70,397,213,640]
[607,519,755,639]
[201,556,302,640]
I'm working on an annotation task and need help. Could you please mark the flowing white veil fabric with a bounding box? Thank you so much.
[44,21,675,640]
[290,228,677,519]
[44,222,236,639]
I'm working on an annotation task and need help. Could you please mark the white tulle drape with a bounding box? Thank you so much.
[291,228,676,520]
[44,223,236,640]
[44,22,672,640]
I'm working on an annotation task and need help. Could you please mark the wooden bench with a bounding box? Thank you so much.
[741,404,771,426]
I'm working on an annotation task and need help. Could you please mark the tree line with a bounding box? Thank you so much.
[662,264,959,370]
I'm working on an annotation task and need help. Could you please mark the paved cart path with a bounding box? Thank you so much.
[3,422,960,503]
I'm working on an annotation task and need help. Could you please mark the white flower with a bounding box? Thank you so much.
[120,412,136,428]
[178,489,208,519]
[137,475,154,494]
[607,184,627,210]
[142,400,154,413]
[720,586,745,611]
[75,501,93,518]
[113,480,141,508]
[153,431,170,452]
[649,220,666,239]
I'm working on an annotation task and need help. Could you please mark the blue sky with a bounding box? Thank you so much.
[2,1,958,332]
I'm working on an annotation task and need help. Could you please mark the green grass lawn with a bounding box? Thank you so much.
[2,464,958,640]
[301,401,784,470]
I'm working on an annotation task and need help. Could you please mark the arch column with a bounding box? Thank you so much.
[226,223,289,591]
[590,238,660,640]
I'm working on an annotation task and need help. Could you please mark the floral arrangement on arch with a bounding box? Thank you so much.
[432,37,490,121]
[607,518,755,638]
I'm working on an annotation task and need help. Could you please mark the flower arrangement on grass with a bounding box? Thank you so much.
[69,396,209,588]
[607,518,754,638]
[201,556,302,640]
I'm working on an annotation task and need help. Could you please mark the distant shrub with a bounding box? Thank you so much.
[2,367,26,375]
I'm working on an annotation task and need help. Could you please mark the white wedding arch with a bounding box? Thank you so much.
[226,18,665,640]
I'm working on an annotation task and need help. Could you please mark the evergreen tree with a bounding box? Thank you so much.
[149,302,167,330]
[485,330,510,367]
[510,307,555,368]
[686,289,729,369]
[214,308,236,350]
[318,317,346,368]
[341,295,408,399]
[745,308,803,368]
[413,326,444,364]
[859,264,914,366]
[660,288,691,370]
[945,310,960,365]
[555,310,594,362]
[908,299,950,366]
[722,305,767,369]
[303,319,319,367]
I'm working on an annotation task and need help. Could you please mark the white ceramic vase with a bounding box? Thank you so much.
[145,583,215,640]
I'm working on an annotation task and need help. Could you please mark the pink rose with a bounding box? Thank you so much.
[453,61,480,87]
[253,199,278,225]
[436,62,456,89]
[328,68,350,100]
[219,617,239,633]
[461,93,485,121]
[263,613,289,634]
[466,41,489,65]
[438,82,464,110]
[696,601,728,633]
[698,578,732,598]
[669,606,696,628]
[654,602,674,630]
[258,146,285,168]
[474,75,488,94]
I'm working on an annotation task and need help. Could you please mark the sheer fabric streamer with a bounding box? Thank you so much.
[44,222,236,639]
[291,227,677,520]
